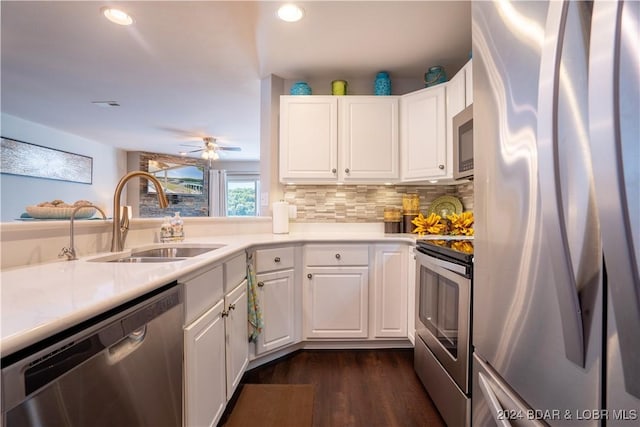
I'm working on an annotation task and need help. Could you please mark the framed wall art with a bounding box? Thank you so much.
[0,137,93,184]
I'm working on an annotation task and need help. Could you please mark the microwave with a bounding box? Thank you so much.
[453,104,473,180]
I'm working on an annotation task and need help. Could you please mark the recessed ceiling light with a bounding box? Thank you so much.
[277,4,304,22]
[101,7,134,26]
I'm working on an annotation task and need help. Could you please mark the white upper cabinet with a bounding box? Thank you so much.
[400,85,447,181]
[464,59,473,106]
[280,96,399,184]
[339,97,399,181]
[280,96,338,182]
[400,59,472,183]
[444,65,468,181]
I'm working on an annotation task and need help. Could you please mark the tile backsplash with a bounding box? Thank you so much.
[283,181,474,222]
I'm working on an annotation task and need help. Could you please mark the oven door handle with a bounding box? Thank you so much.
[415,250,467,276]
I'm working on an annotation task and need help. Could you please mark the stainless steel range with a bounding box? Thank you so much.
[414,238,473,427]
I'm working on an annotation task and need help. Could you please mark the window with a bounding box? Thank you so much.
[225,173,259,216]
[209,171,260,217]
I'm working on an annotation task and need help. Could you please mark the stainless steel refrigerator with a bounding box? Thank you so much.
[472,1,639,426]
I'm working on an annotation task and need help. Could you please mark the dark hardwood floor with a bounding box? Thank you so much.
[220,349,446,427]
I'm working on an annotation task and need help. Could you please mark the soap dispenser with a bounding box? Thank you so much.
[171,212,184,241]
[160,216,172,243]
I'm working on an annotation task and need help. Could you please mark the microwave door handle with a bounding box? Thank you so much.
[537,0,585,368]
[589,0,640,398]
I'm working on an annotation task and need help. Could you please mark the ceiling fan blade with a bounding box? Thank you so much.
[158,126,207,139]
[216,146,241,151]
[186,148,203,153]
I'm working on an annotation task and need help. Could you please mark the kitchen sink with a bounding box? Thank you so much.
[109,256,186,263]
[132,246,221,258]
[87,244,226,263]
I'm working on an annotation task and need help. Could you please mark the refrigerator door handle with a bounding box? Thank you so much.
[537,0,585,368]
[589,0,640,398]
[478,372,513,427]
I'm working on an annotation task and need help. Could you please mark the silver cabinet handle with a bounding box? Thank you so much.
[274,256,281,263]
[307,273,312,279]
[438,164,444,169]
[257,281,264,288]
[335,253,341,260]
[344,168,350,173]
[332,168,337,173]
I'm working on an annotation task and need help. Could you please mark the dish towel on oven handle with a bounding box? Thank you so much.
[247,255,263,343]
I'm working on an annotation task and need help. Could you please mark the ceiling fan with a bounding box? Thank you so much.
[180,136,241,163]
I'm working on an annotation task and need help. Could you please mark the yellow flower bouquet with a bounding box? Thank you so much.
[411,212,447,236]
[411,211,474,237]
[448,211,474,236]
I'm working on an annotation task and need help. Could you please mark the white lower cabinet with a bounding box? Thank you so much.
[372,244,408,338]
[184,299,226,427]
[255,268,296,354]
[303,244,369,339]
[225,279,248,399]
[183,256,249,427]
[253,246,298,356]
[304,267,369,338]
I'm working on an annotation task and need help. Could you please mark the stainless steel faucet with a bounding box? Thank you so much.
[59,204,108,261]
[111,171,169,252]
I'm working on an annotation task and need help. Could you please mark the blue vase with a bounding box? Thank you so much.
[290,81,312,95]
[424,66,447,87]
[374,71,391,95]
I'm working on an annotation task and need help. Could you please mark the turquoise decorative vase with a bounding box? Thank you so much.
[374,71,391,95]
[424,66,447,87]
[290,81,312,95]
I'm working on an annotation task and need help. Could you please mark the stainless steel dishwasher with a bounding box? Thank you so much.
[1,283,183,427]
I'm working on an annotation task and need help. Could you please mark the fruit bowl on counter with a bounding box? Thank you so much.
[25,199,97,219]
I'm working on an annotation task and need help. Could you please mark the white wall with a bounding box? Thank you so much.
[260,75,285,216]
[1,114,124,221]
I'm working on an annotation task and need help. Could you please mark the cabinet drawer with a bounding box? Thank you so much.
[305,244,369,266]
[255,247,294,273]
[183,265,224,325]
[224,253,246,291]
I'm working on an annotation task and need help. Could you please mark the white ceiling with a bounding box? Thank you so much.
[1,1,471,161]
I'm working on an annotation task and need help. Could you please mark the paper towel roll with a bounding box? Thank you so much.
[272,201,289,234]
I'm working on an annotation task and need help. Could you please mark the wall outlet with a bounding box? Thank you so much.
[260,192,269,206]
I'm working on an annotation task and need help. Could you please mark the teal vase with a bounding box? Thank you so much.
[374,71,391,95]
[290,81,312,95]
[424,66,447,87]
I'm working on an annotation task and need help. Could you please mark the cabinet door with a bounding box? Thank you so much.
[255,269,295,354]
[464,60,473,106]
[225,279,248,400]
[372,245,408,338]
[400,86,447,181]
[280,96,338,182]
[304,267,369,338]
[445,69,467,180]
[184,299,226,427]
[339,97,399,181]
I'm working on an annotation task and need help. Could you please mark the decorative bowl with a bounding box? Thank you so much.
[25,206,97,219]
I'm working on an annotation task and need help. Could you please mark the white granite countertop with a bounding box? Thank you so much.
[1,231,434,358]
